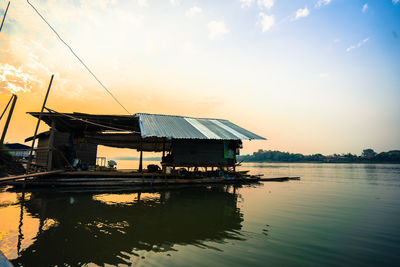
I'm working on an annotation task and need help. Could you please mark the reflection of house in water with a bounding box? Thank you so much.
[12,186,244,266]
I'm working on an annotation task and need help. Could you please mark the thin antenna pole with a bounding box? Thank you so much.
[0,1,10,33]
[27,74,54,171]
[0,94,17,144]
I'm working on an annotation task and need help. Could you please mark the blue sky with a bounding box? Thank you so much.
[0,0,399,155]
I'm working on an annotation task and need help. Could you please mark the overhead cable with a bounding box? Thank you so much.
[26,0,132,115]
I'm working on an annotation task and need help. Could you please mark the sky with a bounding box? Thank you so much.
[0,0,399,157]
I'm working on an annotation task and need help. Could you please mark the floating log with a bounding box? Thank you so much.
[259,177,300,182]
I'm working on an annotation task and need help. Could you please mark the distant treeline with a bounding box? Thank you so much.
[238,149,400,163]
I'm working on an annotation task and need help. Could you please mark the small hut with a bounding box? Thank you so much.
[26,111,265,171]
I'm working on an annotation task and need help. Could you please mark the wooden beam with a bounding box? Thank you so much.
[0,170,65,183]
[47,119,56,170]
[0,94,17,145]
[0,94,13,121]
[0,1,10,33]
[27,75,54,171]
[139,150,143,172]
[162,138,166,158]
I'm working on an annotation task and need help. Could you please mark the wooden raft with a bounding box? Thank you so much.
[1,169,300,188]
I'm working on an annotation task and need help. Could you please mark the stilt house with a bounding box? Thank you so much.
[25,112,265,171]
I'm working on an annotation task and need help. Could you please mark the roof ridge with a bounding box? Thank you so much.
[135,113,228,121]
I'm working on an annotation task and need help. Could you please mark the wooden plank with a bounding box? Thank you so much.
[0,170,65,183]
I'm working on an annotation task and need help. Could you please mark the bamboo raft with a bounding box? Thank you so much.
[0,170,300,188]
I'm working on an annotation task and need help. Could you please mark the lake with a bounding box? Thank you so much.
[1,163,400,266]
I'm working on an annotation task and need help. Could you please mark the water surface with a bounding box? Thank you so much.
[1,163,400,266]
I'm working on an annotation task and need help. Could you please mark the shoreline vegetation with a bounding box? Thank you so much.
[113,149,400,164]
[238,149,400,164]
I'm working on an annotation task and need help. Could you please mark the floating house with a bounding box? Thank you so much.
[25,111,265,171]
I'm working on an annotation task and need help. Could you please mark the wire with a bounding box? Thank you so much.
[26,0,132,115]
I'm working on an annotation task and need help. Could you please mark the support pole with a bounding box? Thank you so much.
[0,1,10,33]
[162,138,166,158]
[0,94,17,145]
[139,150,143,172]
[27,74,54,171]
[47,119,55,171]
[0,94,13,121]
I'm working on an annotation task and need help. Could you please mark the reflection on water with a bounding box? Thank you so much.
[3,186,243,266]
[1,163,400,266]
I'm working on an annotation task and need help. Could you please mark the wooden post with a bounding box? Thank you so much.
[162,138,166,158]
[47,120,56,170]
[0,94,13,121]
[27,75,54,171]
[139,150,143,172]
[0,1,10,33]
[0,94,17,145]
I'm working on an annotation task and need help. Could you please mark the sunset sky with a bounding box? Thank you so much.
[0,0,399,157]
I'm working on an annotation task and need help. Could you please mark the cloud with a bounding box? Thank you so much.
[258,13,275,32]
[137,0,148,7]
[295,7,310,20]
[362,3,368,13]
[393,0,400,4]
[186,6,202,17]
[208,21,229,40]
[315,0,331,8]
[319,73,329,78]
[0,64,40,94]
[170,0,180,6]
[258,0,274,9]
[346,37,370,52]
[240,0,254,8]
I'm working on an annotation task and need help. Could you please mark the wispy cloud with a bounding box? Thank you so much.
[240,0,254,8]
[346,37,370,52]
[170,0,180,6]
[295,7,310,20]
[315,0,331,8]
[208,21,229,40]
[393,0,400,4]
[137,0,148,7]
[362,3,368,13]
[258,0,274,10]
[186,6,202,17]
[258,13,275,32]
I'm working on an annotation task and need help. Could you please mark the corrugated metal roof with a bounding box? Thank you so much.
[136,113,266,140]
